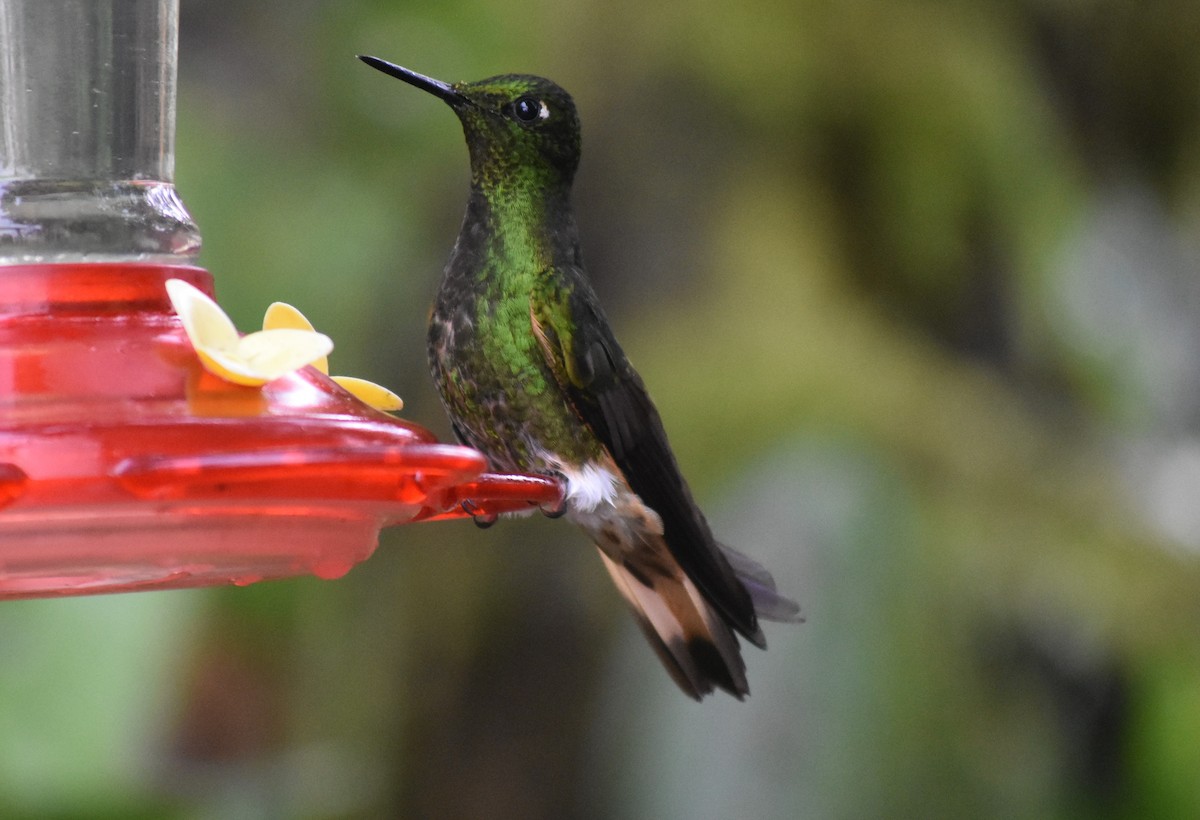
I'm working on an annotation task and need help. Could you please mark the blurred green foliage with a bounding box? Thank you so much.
[3,0,1200,817]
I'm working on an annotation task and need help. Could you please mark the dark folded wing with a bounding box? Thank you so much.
[531,273,763,645]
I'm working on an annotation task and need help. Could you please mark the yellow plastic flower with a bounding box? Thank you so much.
[166,279,333,387]
[262,302,404,413]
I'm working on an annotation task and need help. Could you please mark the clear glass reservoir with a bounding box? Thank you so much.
[0,0,201,263]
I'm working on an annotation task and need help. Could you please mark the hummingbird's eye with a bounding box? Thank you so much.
[512,96,548,123]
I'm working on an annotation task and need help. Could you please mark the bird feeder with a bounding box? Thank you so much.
[0,0,560,598]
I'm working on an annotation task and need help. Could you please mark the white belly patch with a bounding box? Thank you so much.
[556,460,620,513]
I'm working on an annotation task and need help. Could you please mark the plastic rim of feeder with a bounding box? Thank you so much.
[0,262,563,599]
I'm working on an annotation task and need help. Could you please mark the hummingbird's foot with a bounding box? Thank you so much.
[539,471,568,519]
[461,498,498,529]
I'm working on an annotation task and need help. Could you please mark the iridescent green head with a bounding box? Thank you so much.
[360,56,582,191]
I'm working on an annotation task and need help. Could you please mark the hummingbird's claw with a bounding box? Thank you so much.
[539,486,568,519]
[540,502,567,519]
[536,470,568,518]
[461,498,498,528]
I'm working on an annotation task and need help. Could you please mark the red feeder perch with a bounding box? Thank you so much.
[0,2,560,598]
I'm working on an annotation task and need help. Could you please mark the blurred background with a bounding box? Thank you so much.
[3,0,1200,817]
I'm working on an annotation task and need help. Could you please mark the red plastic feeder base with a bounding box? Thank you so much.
[0,264,562,599]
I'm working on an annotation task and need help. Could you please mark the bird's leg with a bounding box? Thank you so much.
[539,470,569,519]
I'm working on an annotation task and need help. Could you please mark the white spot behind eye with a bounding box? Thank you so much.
[538,101,550,120]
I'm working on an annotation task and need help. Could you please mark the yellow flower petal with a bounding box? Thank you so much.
[262,302,329,374]
[237,329,334,379]
[263,302,315,332]
[194,348,276,387]
[166,279,333,386]
[166,279,240,351]
[332,376,405,412]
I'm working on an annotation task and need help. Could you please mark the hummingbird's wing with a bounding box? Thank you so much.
[531,273,772,647]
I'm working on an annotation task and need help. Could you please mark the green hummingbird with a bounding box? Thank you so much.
[360,55,800,700]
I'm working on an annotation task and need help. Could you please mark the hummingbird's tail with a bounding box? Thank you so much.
[595,540,800,700]
[597,547,750,700]
[562,456,799,699]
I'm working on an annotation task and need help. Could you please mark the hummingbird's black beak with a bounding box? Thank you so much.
[357,55,466,106]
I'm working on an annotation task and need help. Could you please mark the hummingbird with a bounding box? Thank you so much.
[360,55,800,700]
